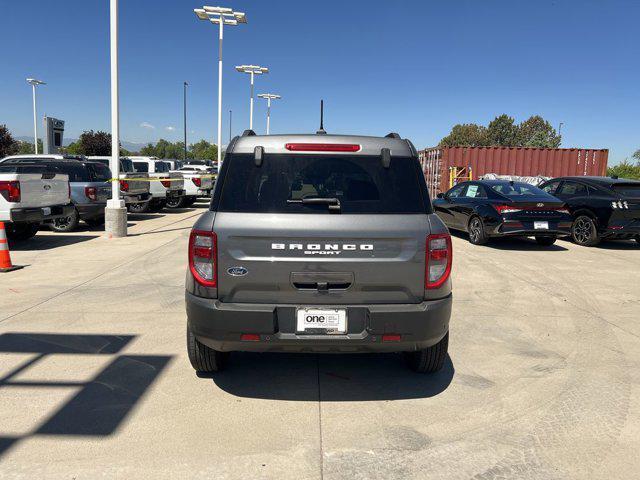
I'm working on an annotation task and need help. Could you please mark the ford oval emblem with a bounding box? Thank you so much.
[43,184,51,191]
[227,266,248,276]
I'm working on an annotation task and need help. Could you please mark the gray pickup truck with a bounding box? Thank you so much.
[185,131,453,373]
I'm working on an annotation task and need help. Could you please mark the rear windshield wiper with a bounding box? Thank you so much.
[287,197,341,213]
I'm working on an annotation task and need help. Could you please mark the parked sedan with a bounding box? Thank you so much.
[539,176,640,246]
[433,180,573,245]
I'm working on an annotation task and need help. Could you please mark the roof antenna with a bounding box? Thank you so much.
[316,99,326,135]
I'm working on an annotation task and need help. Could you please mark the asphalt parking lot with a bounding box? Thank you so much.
[1,200,639,480]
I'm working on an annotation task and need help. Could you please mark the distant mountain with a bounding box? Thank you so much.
[14,136,151,152]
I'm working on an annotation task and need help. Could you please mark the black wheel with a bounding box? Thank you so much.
[571,215,600,246]
[85,216,105,228]
[404,332,449,373]
[184,197,197,207]
[468,216,489,245]
[166,196,186,208]
[187,326,227,373]
[6,223,39,241]
[127,201,150,214]
[50,209,80,232]
[535,236,557,246]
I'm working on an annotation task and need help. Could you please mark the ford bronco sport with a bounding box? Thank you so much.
[185,131,452,373]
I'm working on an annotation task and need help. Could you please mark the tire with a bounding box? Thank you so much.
[535,236,557,246]
[166,196,186,209]
[149,200,166,213]
[571,215,600,246]
[6,223,39,241]
[50,209,80,232]
[127,201,150,214]
[468,216,489,245]
[85,216,105,228]
[404,332,449,373]
[184,197,197,207]
[187,326,227,373]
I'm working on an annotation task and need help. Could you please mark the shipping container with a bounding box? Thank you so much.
[419,146,609,197]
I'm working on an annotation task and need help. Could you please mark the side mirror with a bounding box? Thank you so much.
[254,146,264,167]
[436,192,444,199]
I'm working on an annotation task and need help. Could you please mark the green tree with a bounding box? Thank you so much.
[0,125,18,157]
[516,115,561,148]
[439,124,489,147]
[486,114,518,146]
[77,130,112,155]
[13,139,43,155]
[607,160,640,180]
[189,140,218,161]
[139,143,157,157]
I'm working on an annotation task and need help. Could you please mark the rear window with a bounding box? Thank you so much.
[120,159,134,173]
[490,182,546,196]
[217,154,426,214]
[87,163,112,182]
[0,164,49,174]
[155,162,170,173]
[51,163,89,182]
[133,162,149,173]
[613,184,640,198]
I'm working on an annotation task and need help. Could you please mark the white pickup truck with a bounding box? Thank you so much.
[127,157,185,213]
[0,162,73,240]
[166,166,214,208]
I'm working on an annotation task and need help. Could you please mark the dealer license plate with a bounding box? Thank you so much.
[534,221,549,230]
[296,308,347,334]
[42,207,51,216]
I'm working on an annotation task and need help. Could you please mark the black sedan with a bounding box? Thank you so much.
[433,180,573,246]
[539,176,640,246]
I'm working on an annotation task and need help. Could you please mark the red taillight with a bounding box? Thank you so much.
[192,177,202,187]
[382,334,401,342]
[284,143,361,152]
[494,204,522,214]
[240,334,260,342]
[85,186,97,201]
[0,181,21,203]
[189,230,217,287]
[120,180,130,192]
[426,233,452,289]
[160,177,172,188]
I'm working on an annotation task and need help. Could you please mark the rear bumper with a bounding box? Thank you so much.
[76,203,106,220]
[197,188,212,197]
[186,292,452,353]
[493,221,572,237]
[9,203,74,223]
[123,192,151,205]
[602,219,640,239]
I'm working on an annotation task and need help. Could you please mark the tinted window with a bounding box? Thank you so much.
[447,184,466,198]
[120,159,134,173]
[464,184,487,198]
[87,163,112,182]
[541,181,561,194]
[154,162,170,173]
[558,181,587,196]
[218,154,426,214]
[133,162,149,173]
[490,182,546,196]
[0,164,48,174]
[612,184,640,198]
[52,163,89,182]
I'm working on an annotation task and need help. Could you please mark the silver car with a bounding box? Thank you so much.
[185,132,452,373]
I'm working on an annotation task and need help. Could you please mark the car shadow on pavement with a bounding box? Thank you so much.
[125,213,166,221]
[568,239,639,250]
[0,332,172,458]
[449,230,568,251]
[163,208,197,214]
[9,234,97,251]
[210,352,454,401]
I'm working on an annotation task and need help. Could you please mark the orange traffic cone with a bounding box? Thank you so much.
[0,222,24,272]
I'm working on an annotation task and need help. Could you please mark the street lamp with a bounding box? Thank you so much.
[183,81,188,161]
[105,0,127,237]
[235,65,268,130]
[257,93,281,135]
[26,78,45,154]
[194,6,247,166]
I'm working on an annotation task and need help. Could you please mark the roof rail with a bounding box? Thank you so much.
[385,132,401,139]
[241,129,256,137]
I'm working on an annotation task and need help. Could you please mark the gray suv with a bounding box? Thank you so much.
[185,132,452,373]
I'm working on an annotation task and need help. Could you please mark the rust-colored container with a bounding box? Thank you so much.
[419,146,609,196]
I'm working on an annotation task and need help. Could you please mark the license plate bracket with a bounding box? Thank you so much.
[296,308,347,334]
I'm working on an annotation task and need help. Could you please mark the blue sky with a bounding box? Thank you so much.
[1,0,638,163]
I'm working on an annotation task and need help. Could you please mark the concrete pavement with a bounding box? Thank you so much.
[1,202,639,479]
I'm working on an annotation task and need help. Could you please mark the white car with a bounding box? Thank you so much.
[0,161,73,240]
[127,157,185,213]
[166,167,214,208]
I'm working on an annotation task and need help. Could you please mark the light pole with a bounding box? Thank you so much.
[558,122,564,137]
[194,6,246,166]
[235,65,268,130]
[104,0,127,237]
[229,109,232,143]
[26,78,45,154]
[257,93,281,135]
[183,81,188,161]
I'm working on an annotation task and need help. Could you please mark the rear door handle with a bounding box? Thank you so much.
[291,272,354,291]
